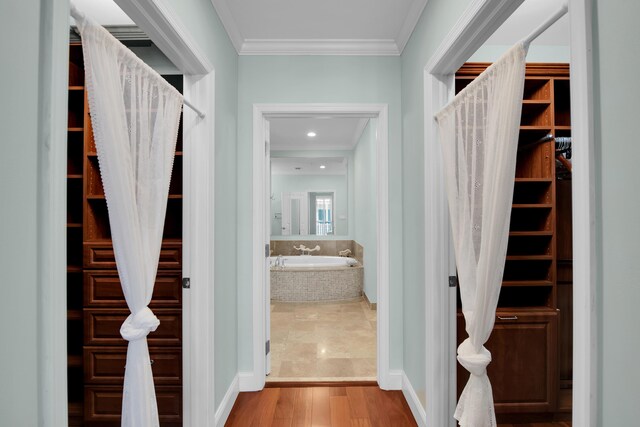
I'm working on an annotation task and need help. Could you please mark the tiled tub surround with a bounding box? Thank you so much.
[270,239,364,264]
[268,298,377,381]
[271,264,363,302]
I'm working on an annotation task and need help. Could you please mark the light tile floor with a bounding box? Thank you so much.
[267,297,377,382]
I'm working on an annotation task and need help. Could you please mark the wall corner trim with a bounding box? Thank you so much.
[214,375,240,427]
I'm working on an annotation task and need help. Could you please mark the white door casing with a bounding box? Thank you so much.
[422,0,597,426]
[243,103,395,391]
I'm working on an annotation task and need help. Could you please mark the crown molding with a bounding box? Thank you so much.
[239,39,400,56]
[209,0,244,52]
[396,0,429,54]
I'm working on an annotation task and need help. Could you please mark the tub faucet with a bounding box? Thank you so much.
[294,244,320,255]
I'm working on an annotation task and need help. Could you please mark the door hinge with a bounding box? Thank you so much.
[265,243,270,258]
[182,277,191,289]
[448,276,458,288]
[265,340,270,355]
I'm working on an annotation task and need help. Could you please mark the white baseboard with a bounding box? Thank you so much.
[402,371,427,427]
[238,371,263,391]
[385,369,404,390]
[214,375,239,427]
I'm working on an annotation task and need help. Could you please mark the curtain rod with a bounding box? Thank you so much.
[69,3,206,120]
[521,2,569,48]
[183,99,205,119]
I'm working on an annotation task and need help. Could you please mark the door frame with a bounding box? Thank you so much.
[42,1,217,425]
[245,103,393,390]
[422,0,597,426]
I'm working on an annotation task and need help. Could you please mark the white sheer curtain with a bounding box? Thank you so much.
[436,43,527,427]
[72,5,183,426]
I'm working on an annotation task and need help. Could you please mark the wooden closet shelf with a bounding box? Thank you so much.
[502,280,553,287]
[68,354,83,367]
[506,255,553,261]
[68,127,84,132]
[502,280,554,287]
[520,125,553,131]
[68,86,84,91]
[67,174,83,179]
[67,266,83,273]
[67,309,82,320]
[514,178,553,183]
[67,223,82,228]
[509,231,553,236]
[522,99,551,105]
[555,125,572,130]
[68,402,83,416]
[512,203,553,209]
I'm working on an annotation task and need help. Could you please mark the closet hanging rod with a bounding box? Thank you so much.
[521,2,569,47]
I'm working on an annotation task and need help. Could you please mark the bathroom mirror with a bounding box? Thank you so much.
[271,157,348,236]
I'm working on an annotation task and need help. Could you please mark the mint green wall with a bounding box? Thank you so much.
[155,0,239,410]
[0,1,45,423]
[592,0,640,423]
[400,0,473,410]
[238,55,403,371]
[271,174,349,237]
[354,120,377,302]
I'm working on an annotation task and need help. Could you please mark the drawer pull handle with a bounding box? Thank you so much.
[497,315,518,321]
[150,359,155,365]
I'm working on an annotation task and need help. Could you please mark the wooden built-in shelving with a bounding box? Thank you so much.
[455,63,572,422]
[66,44,185,425]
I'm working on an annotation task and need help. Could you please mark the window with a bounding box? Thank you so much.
[312,193,333,235]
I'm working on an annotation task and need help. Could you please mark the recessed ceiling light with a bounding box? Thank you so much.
[320,165,326,169]
[307,131,317,137]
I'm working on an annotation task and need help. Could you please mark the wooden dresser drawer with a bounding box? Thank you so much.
[83,241,182,269]
[84,385,181,425]
[84,309,182,346]
[457,310,558,414]
[84,347,181,385]
[84,270,182,307]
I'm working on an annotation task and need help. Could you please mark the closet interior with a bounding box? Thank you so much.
[455,63,573,423]
[67,43,184,426]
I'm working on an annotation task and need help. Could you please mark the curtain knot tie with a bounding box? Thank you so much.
[120,307,160,342]
[457,338,492,376]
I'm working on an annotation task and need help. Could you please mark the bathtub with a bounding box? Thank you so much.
[269,256,362,302]
[269,255,358,268]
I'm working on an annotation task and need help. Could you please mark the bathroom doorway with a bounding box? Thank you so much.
[267,117,377,382]
[249,104,394,390]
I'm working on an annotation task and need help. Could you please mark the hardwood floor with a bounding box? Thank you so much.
[225,385,417,426]
[497,424,571,427]
[224,384,572,427]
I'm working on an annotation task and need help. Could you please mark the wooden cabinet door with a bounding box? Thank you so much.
[457,310,558,414]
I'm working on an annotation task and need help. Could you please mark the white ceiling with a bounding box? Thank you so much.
[269,117,369,151]
[271,157,347,176]
[485,0,569,46]
[210,0,429,55]
[72,0,570,56]
[70,0,133,25]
